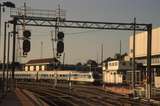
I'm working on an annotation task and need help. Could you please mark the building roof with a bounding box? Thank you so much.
[26,58,59,64]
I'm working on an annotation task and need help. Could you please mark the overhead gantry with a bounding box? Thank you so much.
[9,11,152,99]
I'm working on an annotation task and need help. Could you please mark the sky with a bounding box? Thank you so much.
[0,0,160,64]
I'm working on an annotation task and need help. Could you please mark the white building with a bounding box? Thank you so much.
[103,60,132,84]
[103,60,141,85]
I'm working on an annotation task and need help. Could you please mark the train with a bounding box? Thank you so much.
[0,70,102,85]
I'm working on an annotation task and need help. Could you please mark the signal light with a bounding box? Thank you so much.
[23,30,31,38]
[22,30,31,56]
[57,41,64,53]
[23,40,30,53]
[57,32,64,39]
[57,31,64,55]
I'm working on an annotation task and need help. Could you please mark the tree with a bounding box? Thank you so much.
[86,59,98,67]
[114,53,121,60]
[76,62,82,66]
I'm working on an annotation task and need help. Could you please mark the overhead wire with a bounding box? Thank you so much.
[65,29,104,36]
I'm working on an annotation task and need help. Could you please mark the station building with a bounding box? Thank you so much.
[24,58,58,71]
[103,60,131,84]
[103,59,142,85]
[129,27,160,88]
[129,27,160,67]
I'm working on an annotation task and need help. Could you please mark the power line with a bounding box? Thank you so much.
[65,29,103,35]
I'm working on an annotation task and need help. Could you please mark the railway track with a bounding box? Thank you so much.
[17,82,154,106]
[18,84,93,106]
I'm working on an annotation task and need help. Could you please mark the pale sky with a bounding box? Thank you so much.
[0,0,160,64]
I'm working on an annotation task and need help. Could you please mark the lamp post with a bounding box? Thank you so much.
[2,22,7,97]
[0,1,15,98]
[0,1,15,61]
[6,32,11,94]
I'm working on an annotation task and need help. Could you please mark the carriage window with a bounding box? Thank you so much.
[88,75,91,78]
[112,63,114,66]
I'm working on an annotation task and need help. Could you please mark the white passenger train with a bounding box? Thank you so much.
[0,70,101,84]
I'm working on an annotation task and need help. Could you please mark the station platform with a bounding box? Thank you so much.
[0,88,48,106]
[0,88,36,106]
[0,91,21,106]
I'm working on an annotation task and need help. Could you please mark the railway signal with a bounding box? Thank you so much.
[23,30,31,56]
[57,31,64,57]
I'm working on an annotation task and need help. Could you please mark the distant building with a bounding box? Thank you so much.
[24,58,58,71]
[129,27,160,66]
[129,27,160,88]
[103,60,141,84]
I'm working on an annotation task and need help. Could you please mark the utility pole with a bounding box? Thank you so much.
[2,22,7,97]
[40,41,43,59]
[16,27,22,60]
[96,49,99,64]
[11,17,17,91]
[132,17,136,97]
[0,4,2,61]
[146,24,152,99]
[101,44,103,65]
[0,1,15,98]
[63,52,65,66]
[51,30,55,58]
[120,40,121,55]
[6,32,11,94]
[22,2,26,31]
[54,4,61,87]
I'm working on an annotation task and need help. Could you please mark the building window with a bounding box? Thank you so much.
[158,58,160,63]
[25,66,28,71]
[115,62,118,66]
[112,63,114,66]
[36,66,40,71]
[152,58,155,64]
[30,66,34,71]
[42,65,45,71]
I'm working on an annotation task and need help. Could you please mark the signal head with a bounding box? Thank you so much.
[23,40,31,53]
[57,32,64,39]
[57,41,64,53]
[23,30,31,38]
